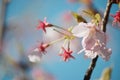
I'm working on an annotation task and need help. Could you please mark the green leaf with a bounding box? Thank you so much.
[91,13,101,25]
[95,13,101,22]
[71,12,87,23]
[82,10,95,19]
[99,67,112,80]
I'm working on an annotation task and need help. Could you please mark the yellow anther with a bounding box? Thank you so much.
[68,27,74,32]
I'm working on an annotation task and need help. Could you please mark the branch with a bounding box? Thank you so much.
[0,0,9,52]
[84,56,98,80]
[83,0,113,80]
[102,0,113,32]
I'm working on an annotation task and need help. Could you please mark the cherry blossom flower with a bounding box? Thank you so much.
[59,47,74,61]
[38,42,50,54]
[72,22,93,38]
[30,13,112,62]
[28,29,75,62]
[28,42,50,62]
[84,43,112,61]
[37,17,53,33]
[111,10,120,26]
[72,22,112,60]
[97,43,112,61]
[82,36,111,60]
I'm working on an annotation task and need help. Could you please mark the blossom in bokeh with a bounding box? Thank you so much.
[59,47,74,61]
[79,0,92,5]
[62,11,73,23]
[37,17,53,33]
[68,0,92,5]
[68,0,78,3]
[111,10,120,26]
[32,68,55,80]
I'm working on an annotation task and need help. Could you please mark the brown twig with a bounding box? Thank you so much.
[102,0,113,32]
[83,56,98,80]
[83,0,113,80]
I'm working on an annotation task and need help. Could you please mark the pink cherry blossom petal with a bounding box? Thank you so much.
[72,22,89,38]
[82,35,96,50]
[84,50,97,59]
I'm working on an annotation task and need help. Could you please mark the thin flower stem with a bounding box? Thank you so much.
[62,39,68,48]
[53,28,74,39]
[58,39,68,54]
[53,28,66,35]
[83,0,113,80]
[49,37,65,45]
[77,48,85,54]
[52,25,67,31]
[67,40,70,51]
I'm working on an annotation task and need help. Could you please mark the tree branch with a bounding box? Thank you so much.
[83,0,113,80]
[84,56,98,80]
[102,0,113,32]
[0,0,9,52]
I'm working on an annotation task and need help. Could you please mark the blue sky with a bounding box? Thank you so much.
[4,0,120,80]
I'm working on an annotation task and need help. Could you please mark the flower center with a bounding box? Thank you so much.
[64,27,75,40]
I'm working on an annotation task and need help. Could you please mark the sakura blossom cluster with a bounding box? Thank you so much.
[28,14,112,62]
[72,22,112,60]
